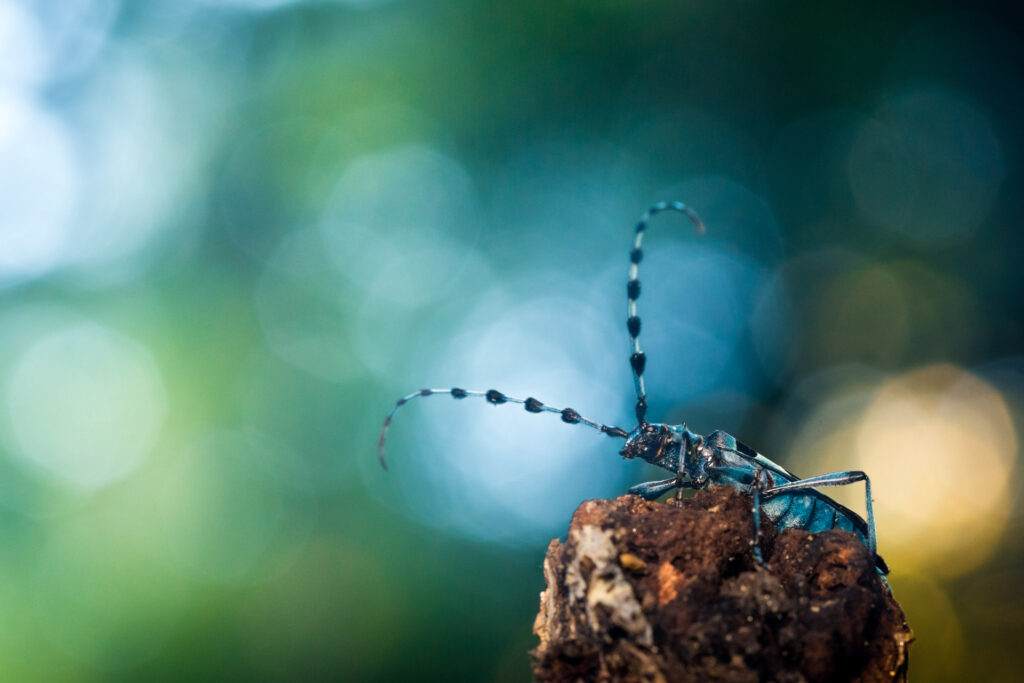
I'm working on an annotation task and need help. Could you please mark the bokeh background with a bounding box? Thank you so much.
[2,0,1023,680]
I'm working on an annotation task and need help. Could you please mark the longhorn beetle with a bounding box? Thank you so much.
[378,201,888,577]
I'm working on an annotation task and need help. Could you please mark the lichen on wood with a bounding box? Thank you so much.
[531,487,912,682]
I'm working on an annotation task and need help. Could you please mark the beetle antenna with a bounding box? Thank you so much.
[378,387,629,469]
[626,201,705,426]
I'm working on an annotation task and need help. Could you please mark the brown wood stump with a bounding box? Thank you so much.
[531,487,912,682]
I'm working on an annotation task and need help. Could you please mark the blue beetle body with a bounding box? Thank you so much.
[620,422,887,574]
[379,202,887,578]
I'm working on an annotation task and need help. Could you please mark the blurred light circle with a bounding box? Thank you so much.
[319,144,480,309]
[4,322,167,489]
[387,278,628,545]
[847,86,1004,245]
[856,365,1017,577]
[255,229,365,382]
[349,244,493,377]
[0,305,111,517]
[65,56,211,281]
[846,118,917,230]
[0,93,79,284]
[0,51,210,287]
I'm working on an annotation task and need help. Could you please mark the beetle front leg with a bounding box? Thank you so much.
[628,477,682,500]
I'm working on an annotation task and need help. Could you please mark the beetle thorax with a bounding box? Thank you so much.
[686,430,714,485]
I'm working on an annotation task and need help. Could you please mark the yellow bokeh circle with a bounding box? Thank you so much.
[856,365,1017,577]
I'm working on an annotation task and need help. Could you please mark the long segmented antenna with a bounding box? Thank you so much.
[627,201,706,426]
[378,388,629,469]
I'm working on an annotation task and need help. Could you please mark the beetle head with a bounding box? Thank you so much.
[620,422,677,464]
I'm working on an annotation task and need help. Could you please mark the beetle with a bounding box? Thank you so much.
[378,201,887,576]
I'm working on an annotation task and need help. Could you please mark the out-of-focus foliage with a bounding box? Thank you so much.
[1,1,1023,680]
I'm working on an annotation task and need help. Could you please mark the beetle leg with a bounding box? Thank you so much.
[629,476,696,501]
[628,477,680,500]
[760,470,876,557]
[750,468,767,567]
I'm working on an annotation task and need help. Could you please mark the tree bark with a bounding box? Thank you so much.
[531,487,913,682]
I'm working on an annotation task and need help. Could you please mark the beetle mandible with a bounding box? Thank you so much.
[378,201,887,577]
